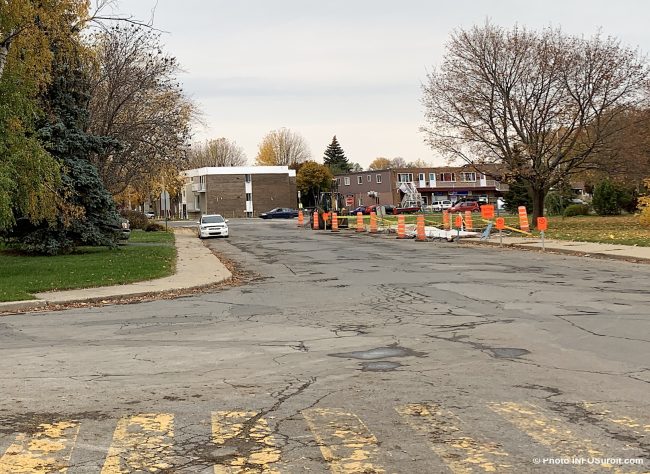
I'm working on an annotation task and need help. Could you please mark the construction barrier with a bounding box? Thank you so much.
[297,210,304,227]
[416,214,426,241]
[454,213,463,229]
[331,212,339,232]
[442,210,450,230]
[356,212,364,232]
[396,215,407,239]
[518,206,530,232]
[370,212,378,233]
[464,211,473,230]
[312,211,319,230]
[481,204,495,220]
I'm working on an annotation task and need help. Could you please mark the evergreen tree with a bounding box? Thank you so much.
[4,43,122,254]
[323,136,351,174]
[503,176,532,214]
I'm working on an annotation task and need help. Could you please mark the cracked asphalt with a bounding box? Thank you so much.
[0,219,649,473]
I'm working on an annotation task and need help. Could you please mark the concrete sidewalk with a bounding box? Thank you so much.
[464,235,650,262]
[0,229,232,313]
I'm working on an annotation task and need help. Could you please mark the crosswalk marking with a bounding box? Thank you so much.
[489,402,616,470]
[582,403,650,436]
[0,420,79,473]
[100,413,174,473]
[303,408,384,474]
[211,411,281,473]
[396,403,512,473]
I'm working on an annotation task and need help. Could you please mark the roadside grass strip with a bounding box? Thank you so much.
[0,421,79,473]
[302,408,385,474]
[0,230,175,302]
[211,411,281,473]
[397,403,512,473]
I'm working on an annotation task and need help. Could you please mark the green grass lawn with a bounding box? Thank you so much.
[0,230,176,302]
[544,215,650,246]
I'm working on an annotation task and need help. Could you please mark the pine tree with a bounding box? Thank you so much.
[323,136,351,174]
[4,43,122,254]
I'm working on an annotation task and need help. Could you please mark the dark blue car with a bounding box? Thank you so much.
[259,208,299,219]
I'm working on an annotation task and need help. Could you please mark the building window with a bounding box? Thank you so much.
[428,173,436,182]
[357,176,363,184]
[439,172,456,182]
[460,172,476,182]
[336,178,341,186]
[376,174,382,184]
[344,177,351,186]
[397,173,413,183]
[246,193,252,201]
[418,173,425,181]
[367,175,371,182]
[245,174,251,183]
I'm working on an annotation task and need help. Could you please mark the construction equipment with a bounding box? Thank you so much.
[395,182,423,214]
[309,190,351,230]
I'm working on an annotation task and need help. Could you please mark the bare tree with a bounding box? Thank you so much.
[188,138,247,168]
[422,23,649,223]
[255,128,311,168]
[87,25,197,195]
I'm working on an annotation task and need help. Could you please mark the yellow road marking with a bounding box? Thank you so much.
[0,421,79,473]
[489,402,616,470]
[583,403,650,435]
[396,403,511,473]
[212,411,280,474]
[100,413,174,473]
[303,408,384,474]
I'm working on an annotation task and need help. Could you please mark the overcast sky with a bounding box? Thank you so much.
[111,1,650,168]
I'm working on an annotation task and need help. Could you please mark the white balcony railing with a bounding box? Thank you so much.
[191,182,206,192]
[399,180,508,191]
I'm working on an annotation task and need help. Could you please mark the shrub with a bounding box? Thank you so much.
[120,210,148,230]
[638,179,650,227]
[563,204,590,217]
[145,222,165,232]
[544,191,567,215]
[591,179,636,215]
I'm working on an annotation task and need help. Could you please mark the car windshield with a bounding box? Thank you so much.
[202,215,225,224]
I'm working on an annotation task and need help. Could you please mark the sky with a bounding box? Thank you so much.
[109,1,650,168]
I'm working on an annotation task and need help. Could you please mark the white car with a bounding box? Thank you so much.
[144,211,155,219]
[198,214,229,239]
[431,200,453,212]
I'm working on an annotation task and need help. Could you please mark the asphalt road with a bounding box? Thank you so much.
[1,219,649,473]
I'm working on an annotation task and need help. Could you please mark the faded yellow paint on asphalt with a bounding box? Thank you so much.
[396,403,511,473]
[489,402,616,471]
[583,403,650,435]
[303,408,384,474]
[100,413,174,473]
[0,420,79,473]
[212,411,281,473]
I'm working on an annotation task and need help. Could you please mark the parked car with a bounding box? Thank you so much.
[449,200,481,213]
[350,206,367,215]
[431,200,453,212]
[260,208,299,219]
[144,211,155,219]
[198,214,229,239]
[119,218,131,241]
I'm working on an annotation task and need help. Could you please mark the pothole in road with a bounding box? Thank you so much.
[361,361,403,372]
[489,347,530,358]
[329,344,426,360]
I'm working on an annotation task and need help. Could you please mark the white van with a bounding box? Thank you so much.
[431,200,452,212]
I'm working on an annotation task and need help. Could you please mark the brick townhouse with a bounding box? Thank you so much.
[182,166,297,218]
[335,165,508,207]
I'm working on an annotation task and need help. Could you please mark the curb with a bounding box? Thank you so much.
[459,239,650,264]
[0,300,48,313]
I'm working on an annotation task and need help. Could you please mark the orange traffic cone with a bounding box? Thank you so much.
[464,211,473,231]
[356,212,364,232]
[370,212,378,233]
[416,214,426,241]
[396,215,407,239]
[331,212,339,232]
[297,210,304,227]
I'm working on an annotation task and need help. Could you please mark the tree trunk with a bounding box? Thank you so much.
[0,43,9,80]
[531,187,546,229]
